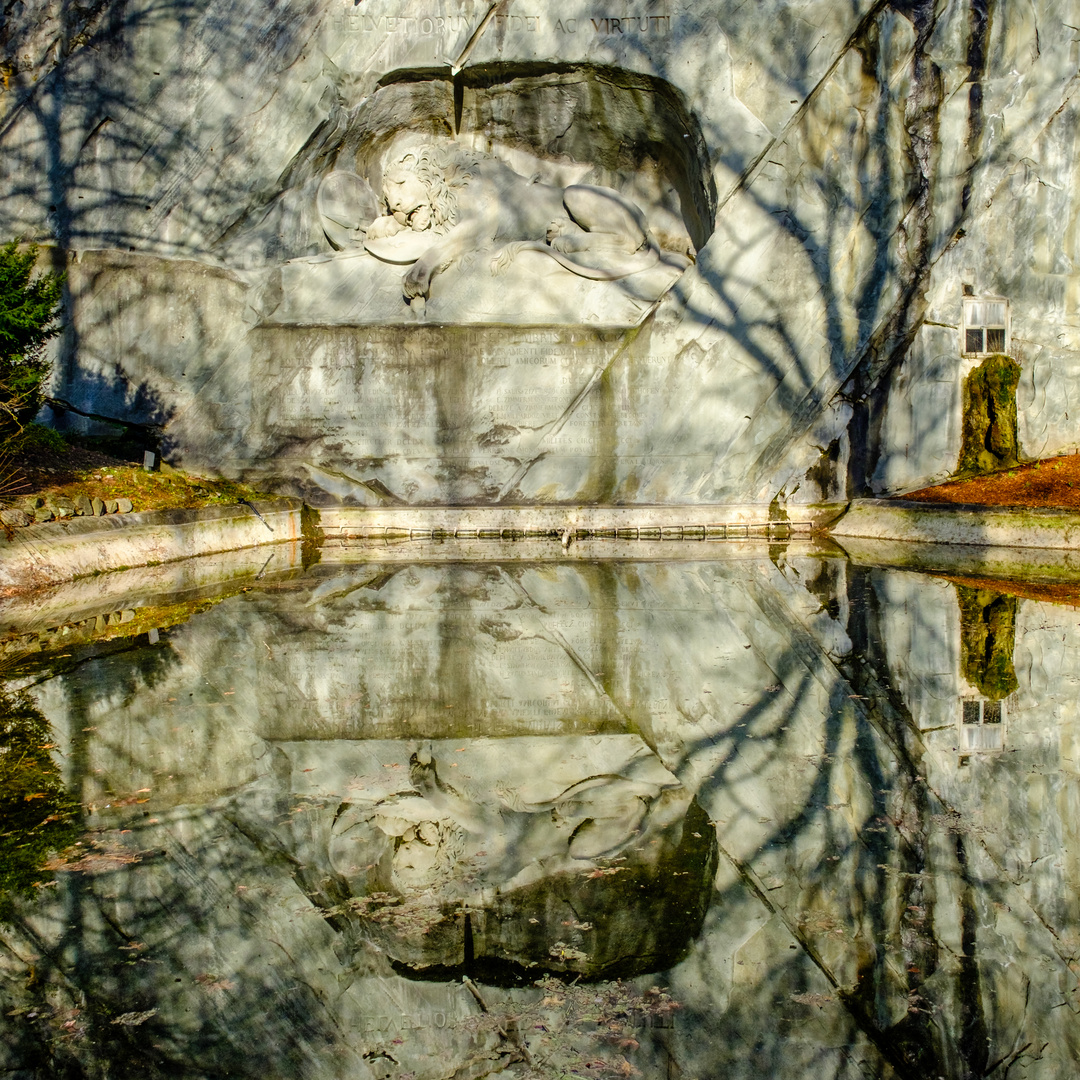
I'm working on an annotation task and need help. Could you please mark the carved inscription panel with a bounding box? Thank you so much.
[334,7,672,36]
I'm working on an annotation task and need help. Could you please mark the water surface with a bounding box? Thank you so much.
[2,544,1078,1079]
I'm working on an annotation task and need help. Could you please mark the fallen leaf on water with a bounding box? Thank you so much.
[790,993,832,1008]
[111,1010,157,1026]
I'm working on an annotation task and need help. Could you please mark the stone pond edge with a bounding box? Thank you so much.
[0,498,305,593]
[5,497,1080,596]
[831,499,1080,551]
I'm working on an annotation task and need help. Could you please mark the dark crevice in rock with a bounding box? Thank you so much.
[843,0,942,496]
[962,0,991,216]
[748,0,944,498]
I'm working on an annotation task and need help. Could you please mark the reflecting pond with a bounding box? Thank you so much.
[2,541,1079,1079]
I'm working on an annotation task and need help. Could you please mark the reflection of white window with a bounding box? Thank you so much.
[962,296,1009,356]
[959,697,1005,754]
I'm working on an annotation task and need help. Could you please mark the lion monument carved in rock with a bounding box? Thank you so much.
[316,141,691,313]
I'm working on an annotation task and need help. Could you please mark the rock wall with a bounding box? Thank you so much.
[2,1,1078,505]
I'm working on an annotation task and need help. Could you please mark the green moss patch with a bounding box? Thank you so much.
[955,584,1018,700]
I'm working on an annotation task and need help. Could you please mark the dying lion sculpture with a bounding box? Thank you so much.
[316,142,690,312]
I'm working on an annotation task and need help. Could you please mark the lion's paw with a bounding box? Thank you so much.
[402,264,430,299]
[366,215,402,241]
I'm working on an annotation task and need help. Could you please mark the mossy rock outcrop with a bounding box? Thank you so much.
[958,354,1022,475]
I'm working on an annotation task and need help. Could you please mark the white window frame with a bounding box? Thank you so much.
[958,696,1006,757]
[961,295,1010,358]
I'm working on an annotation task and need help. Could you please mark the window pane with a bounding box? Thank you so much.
[962,724,1003,751]
[986,327,1006,352]
[983,700,1002,724]
[966,329,985,353]
[965,300,1007,328]
[962,699,981,724]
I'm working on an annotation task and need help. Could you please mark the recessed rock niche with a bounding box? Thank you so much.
[55,64,732,504]
[247,66,712,326]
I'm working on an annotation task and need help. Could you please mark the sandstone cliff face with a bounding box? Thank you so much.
[0,1,1076,505]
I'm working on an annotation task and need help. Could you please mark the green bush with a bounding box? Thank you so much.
[0,241,64,443]
[6,421,69,455]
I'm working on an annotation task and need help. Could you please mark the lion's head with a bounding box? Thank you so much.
[382,143,481,234]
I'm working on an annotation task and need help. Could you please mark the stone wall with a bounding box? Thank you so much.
[2,0,1078,505]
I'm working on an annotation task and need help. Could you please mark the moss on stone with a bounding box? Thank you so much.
[955,583,1019,700]
[958,354,1021,475]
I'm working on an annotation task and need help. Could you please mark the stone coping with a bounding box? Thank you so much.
[0,498,303,594]
[17,494,1080,599]
[831,499,1080,550]
[318,503,845,540]
[319,535,842,563]
[0,542,307,635]
[834,535,1080,585]
[0,499,848,597]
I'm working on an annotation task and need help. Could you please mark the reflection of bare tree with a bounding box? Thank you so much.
[639,554,1054,1080]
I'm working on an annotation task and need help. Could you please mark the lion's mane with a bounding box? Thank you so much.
[408,144,481,232]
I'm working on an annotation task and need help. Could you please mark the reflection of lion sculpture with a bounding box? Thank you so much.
[334,142,690,311]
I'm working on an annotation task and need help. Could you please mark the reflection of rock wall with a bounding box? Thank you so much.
[879,572,1080,926]
[275,737,717,981]
[34,554,826,800]
[10,552,1080,1077]
[3,2,1077,502]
